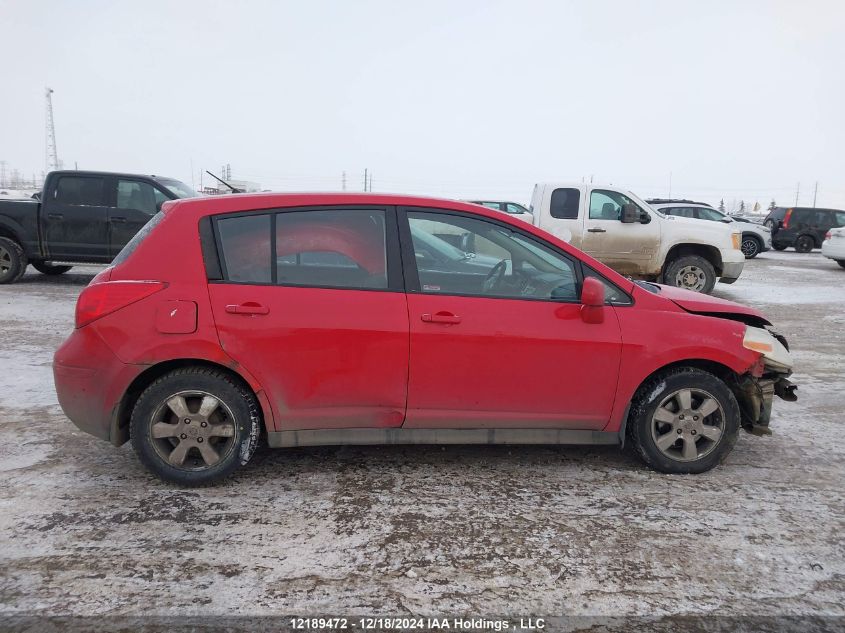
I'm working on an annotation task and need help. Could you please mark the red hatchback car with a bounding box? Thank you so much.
[54,194,797,485]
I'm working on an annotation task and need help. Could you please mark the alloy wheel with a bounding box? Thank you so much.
[741,237,760,258]
[651,387,725,462]
[674,265,708,292]
[148,390,237,470]
[0,244,11,275]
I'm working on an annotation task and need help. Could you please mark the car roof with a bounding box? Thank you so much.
[164,192,505,219]
[48,170,182,181]
[647,199,714,208]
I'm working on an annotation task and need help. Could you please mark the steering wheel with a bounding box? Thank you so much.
[482,260,508,294]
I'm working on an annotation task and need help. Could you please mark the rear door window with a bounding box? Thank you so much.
[116,180,159,214]
[217,214,273,283]
[55,176,106,206]
[549,188,580,219]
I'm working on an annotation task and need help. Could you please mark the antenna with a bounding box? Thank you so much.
[45,87,60,173]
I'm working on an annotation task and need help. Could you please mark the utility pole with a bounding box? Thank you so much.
[342,171,346,191]
[363,168,368,192]
[668,171,672,198]
[0,161,6,188]
[368,172,373,192]
[794,182,800,206]
[45,87,60,172]
[812,181,818,208]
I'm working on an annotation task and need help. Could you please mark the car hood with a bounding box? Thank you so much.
[654,284,771,326]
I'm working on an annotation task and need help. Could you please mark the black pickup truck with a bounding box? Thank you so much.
[0,170,197,284]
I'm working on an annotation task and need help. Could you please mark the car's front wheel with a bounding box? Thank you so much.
[130,367,261,486]
[663,255,716,294]
[740,235,762,259]
[837,260,845,269]
[32,261,73,275]
[628,367,740,474]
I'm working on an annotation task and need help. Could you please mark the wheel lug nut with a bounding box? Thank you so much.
[180,433,187,439]
[693,416,699,421]
[201,421,207,427]
[184,418,190,424]
[197,437,204,443]
[679,415,684,420]
[677,429,682,434]
[691,430,697,435]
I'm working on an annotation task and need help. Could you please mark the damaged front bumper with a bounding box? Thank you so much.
[735,373,797,436]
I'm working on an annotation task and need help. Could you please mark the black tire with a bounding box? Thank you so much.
[740,235,762,259]
[772,243,788,251]
[32,261,73,275]
[0,237,28,284]
[663,255,717,294]
[794,235,815,253]
[627,367,740,474]
[130,367,262,486]
[837,260,845,269]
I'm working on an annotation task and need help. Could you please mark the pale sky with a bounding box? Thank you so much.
[2,0,844,211]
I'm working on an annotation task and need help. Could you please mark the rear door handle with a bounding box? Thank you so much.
[421,311,461,324]
[111,216,126,223]
[587,227,606,233]
[225,302,270,315]
[47,213,63,220]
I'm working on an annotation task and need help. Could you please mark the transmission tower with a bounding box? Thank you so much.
[45,87,60,172]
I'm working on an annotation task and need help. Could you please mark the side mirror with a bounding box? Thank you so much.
[459,232,475,253]
[621,203,639,223]
[721,217,733,223]
[580,277,606,324]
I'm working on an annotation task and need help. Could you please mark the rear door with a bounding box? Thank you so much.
[207,206,409,431]
[109,178,171,257]
[43,174,110,261]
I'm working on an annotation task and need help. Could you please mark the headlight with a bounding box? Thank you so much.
[731,232,742,250]
[743,326,793,370]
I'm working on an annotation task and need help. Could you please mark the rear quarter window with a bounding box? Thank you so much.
[549,188,580,219]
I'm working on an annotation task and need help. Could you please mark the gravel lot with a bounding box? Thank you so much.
[0,251,843,621]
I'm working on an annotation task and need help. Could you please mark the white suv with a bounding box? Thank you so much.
[647,199,772,259]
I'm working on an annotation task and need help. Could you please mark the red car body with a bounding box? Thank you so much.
[53,193,792,475]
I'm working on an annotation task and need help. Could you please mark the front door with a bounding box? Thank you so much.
[43,174,110,261]
[581,188,661,276]
[400,208,623,430]
[207,206,409,431]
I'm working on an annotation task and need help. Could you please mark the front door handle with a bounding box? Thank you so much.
[587,227,607,233]
[47,213,63,220]
[421,311,461,324]
[111,216,126,223]
[225,302,270,315]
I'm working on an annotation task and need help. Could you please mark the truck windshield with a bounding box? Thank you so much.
[155,178,198,199]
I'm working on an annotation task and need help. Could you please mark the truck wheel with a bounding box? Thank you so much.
[794,235,815,253]
[664,255,716,293]
[32,261,73,275]
[740,235,762,259]
[772,243,788,251]
[130,367,261,486]
[627,367,740,474]
[0,237,28,284]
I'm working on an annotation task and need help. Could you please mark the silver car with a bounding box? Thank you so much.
[646,199,772,258]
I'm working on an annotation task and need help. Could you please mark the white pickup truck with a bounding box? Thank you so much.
[529,183,744,293]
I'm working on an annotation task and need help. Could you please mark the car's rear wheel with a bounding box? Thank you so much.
[663,255,716,294]
[740,235,762,259]
[0,237,28,284]
[32,261,73,275]
[794,235,815,253]
[130,367,261,486]
[628,367,740,474]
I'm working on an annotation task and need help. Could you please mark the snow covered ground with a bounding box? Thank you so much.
[0,252,843,622]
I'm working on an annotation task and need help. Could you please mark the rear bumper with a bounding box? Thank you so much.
[718,260,744,284]
[53,326,143,445]
[821,240,845,260]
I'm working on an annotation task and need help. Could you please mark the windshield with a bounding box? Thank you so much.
[155,178,198,199]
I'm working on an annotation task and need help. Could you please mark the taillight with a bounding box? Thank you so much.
[825,231,832,241]
[75,280,166,328]
[782,208,793,229]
